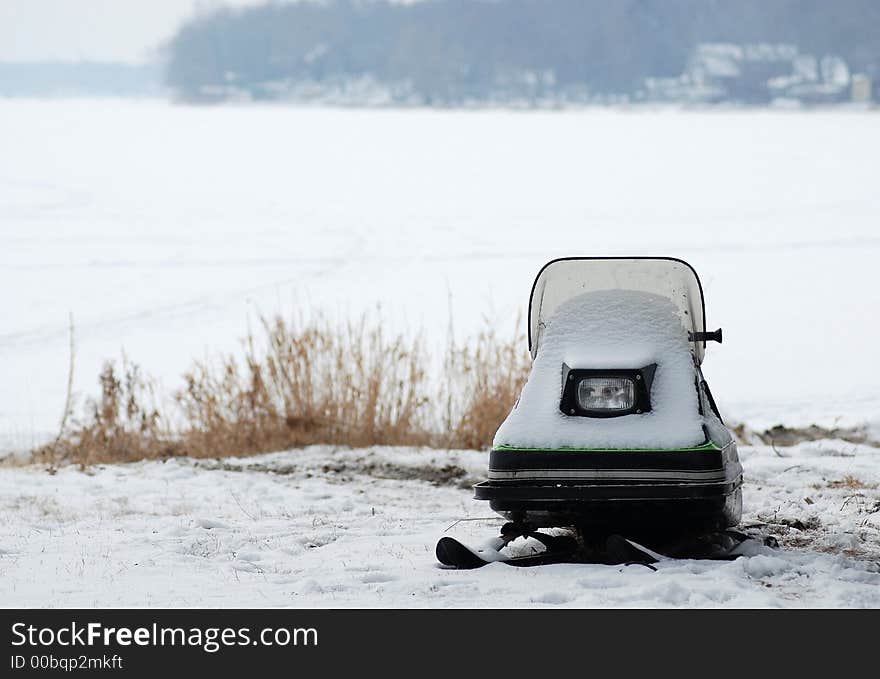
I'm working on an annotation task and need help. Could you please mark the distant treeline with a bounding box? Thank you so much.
[165,0,880,104]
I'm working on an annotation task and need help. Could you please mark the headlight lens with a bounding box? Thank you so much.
[576,377,635,411]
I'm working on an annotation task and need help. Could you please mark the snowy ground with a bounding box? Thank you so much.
[1,443,878,608]
[2,100,878,607]
[2,100,880,450]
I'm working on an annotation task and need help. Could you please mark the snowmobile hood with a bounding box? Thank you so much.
[528,257,708,365]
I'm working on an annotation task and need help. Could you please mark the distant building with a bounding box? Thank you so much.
[851,74,873,103]
[643,43,854,105]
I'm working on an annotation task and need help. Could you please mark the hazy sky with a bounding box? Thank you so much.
[0,0,268,63]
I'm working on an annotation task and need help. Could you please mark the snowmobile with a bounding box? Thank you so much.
[437,257,757,569]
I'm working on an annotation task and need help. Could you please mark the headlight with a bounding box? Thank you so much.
[560,364,656,418]
[577,377,635,411]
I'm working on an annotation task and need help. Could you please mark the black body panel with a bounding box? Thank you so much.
[475,480,739,501]
[478,444,742,532]
[489,446,728,474]
[475,480,742,533]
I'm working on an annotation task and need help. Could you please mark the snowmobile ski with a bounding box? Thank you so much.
[436,529,773,569]
[602,534,661,566]
[436,533,579,569]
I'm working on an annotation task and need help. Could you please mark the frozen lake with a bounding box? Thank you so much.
[2,100,878,448]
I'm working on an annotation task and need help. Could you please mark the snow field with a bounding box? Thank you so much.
[2,101,880,448]
[2,100,879,607]
[0,442,877,607]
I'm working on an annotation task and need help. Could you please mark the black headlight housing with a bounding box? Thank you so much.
[560,363,657,418]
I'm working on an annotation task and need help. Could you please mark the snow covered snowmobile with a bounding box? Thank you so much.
[438,257,754,568]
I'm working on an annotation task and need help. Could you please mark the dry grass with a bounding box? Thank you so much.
[34,359,179,467]
[35,313,531,467]
[440,326,531,451]
[823,475,876,490]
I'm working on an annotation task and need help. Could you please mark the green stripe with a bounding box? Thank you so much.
[492,441,721,453]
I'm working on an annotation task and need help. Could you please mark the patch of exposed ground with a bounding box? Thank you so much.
[190,446,485,490]
[734,423,880,448]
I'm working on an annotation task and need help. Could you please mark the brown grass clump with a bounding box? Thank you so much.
[35,360,180,467]
[35,313,532,467]
[825,475,875,490]
[440,326,531,451]
[176,316,433,457]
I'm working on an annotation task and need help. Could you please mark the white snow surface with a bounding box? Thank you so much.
[1,443,878,608]
[494,290,705,450]
[2,100,880,450]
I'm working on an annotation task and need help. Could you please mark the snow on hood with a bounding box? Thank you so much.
[494,289,705,450]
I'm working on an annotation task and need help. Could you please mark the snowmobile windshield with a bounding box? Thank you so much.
[528,257,708,364]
